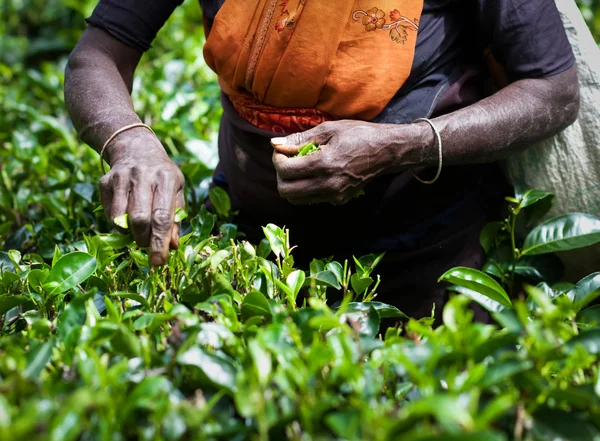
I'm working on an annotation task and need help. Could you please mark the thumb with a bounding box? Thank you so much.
[270,125,327,155]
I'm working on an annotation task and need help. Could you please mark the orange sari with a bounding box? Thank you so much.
[203,1,424,133]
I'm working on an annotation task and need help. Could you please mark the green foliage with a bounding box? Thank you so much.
[577,0,600,42]
[2,188,600,439]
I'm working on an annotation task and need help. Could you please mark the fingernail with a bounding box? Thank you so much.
[271,137,287,146]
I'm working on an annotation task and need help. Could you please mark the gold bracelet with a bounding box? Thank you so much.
[411,117,443,185]
[99,123,156,174]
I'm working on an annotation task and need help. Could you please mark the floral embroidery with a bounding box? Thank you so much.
[353,7,419,43]
[275,0,307,32]
[361,7,386,31]
[275,10,291,32]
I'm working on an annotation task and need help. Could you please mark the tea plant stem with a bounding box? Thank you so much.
[510,206,519,260]
[514,402,526,441]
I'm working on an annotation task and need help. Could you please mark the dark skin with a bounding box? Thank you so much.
[65,26,580,265]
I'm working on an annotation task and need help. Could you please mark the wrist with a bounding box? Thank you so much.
[104,127,167,165]
[386,120,437,172]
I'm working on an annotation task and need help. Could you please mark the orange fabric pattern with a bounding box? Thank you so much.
[203,1,424,132]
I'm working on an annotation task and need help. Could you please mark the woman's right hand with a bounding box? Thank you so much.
[99,128,185,266]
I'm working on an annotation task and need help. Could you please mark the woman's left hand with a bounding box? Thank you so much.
[271,120,401,205]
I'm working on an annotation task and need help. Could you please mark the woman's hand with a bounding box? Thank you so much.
[99,129,185,266]
[271,120,404,205]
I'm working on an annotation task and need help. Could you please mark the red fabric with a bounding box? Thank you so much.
[229,95,336,134]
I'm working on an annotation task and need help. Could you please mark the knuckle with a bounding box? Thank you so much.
[277,181,290,198]
[129,210,150,227]
[156,168,168,181]
[287,133,302,145]
[111,169,130,186]
[130,166,142,178]
[99,174,111,188]
[152,208,172,228]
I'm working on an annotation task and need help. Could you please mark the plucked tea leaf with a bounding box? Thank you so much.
[113,214,129,229]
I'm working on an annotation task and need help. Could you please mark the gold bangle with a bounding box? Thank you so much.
[410,117,443,185]
[99,123,156,174]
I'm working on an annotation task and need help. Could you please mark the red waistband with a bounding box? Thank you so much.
[228,95,335,134]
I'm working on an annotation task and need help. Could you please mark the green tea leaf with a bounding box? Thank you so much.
[262,224,285,258]
[326,261,344,284]
[295,142,319,157]
[174,207,188,223]
[480,222,503,254]
[45,252,97,295]
[113,214,129,229]
[350,273,373,294]
[0,295,30,316]
[522,213,600,255]
[314,270,342,290]
[532,408,600,441]
[24,341,54,379]
[345,302,408,319]
[439,267,512,309]
[111,324,142,358]
[177,347,237,393]
[567,272,600,312]
[565,329,600,355]
[286,270,305,303]
[516,187,554,209]
[98,233,134,249]
[209,187,231,219]
[577,305,600,329]
[241,290,272,322]
[447,285,507,313]
[110,292,151,309]
[480,359,533,388]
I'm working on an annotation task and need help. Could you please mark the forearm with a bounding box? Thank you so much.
[64,28,165,164]
[393,66,580,169]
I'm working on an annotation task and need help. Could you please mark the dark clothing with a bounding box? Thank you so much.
[88,0,575,123]
[86,0,575,316]
[217,92,501,318]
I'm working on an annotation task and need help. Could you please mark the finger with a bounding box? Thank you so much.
[99,175,113,221]
[170,190,185,250]
[287,192,351,206]
[127,175,153,248]
[149,180,177,266]
[270,124,332,152]
[273,143,302,156]
[109,172,130,224]
[276,174,334,200]
[272,149,326,180]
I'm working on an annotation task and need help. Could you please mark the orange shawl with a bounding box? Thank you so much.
[204,1,424,133]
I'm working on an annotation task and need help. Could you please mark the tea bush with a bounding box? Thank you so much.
[1,2,600,441]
